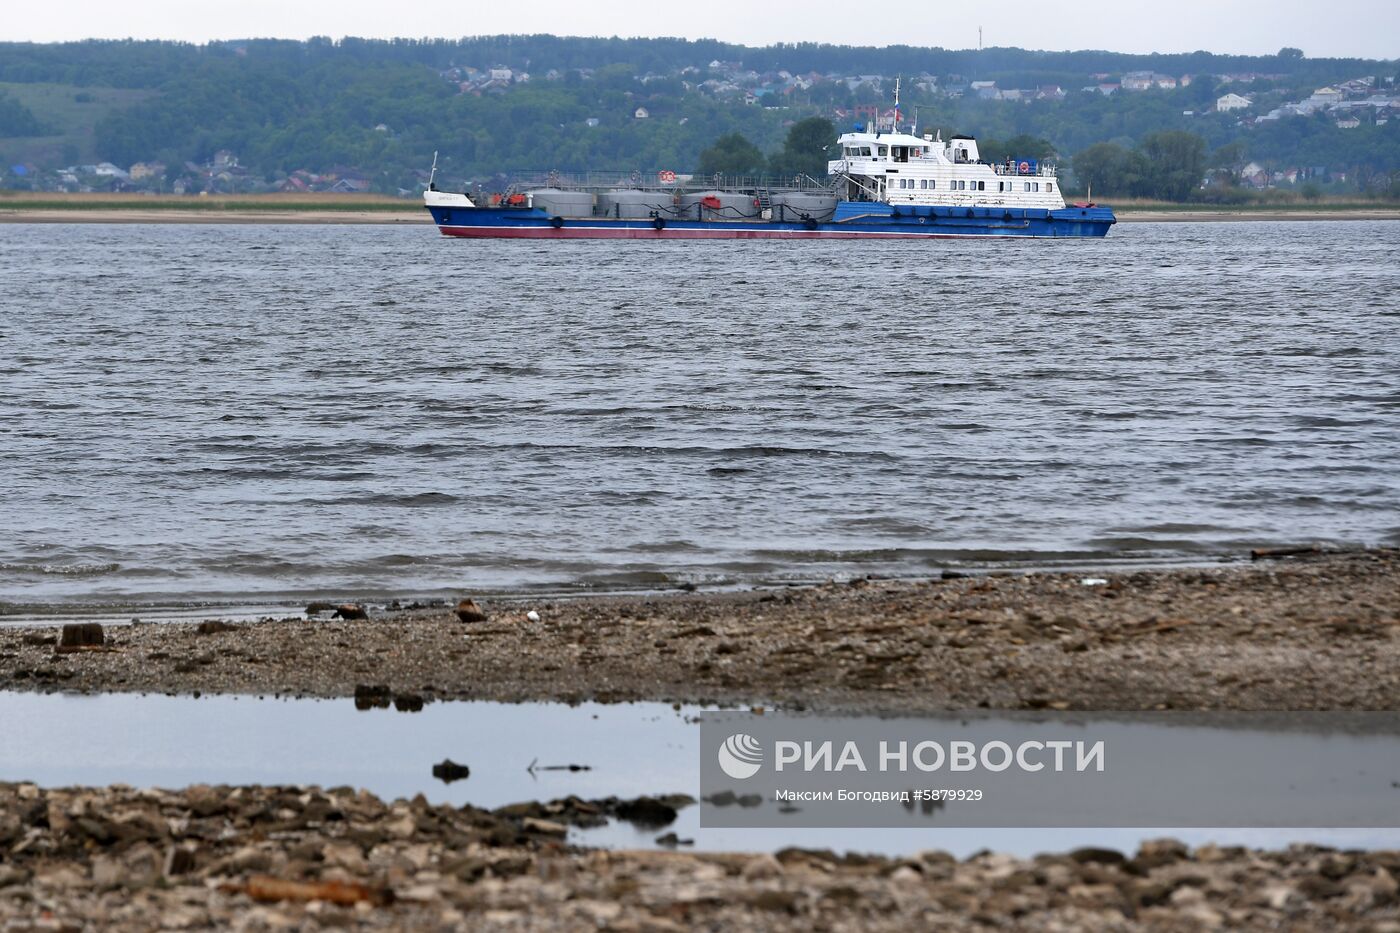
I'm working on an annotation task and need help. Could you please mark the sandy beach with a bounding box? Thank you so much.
[0,208,429,225]
[1116,208,1400,223]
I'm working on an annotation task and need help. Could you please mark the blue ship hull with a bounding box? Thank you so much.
[427,200,1116,240]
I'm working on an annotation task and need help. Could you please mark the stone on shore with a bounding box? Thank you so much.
[454,599,488,623]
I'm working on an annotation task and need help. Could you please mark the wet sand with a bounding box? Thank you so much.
[3,549,1397,712]
[3,782,1397,931]
[0,208,428,225]
[1116,209,1400,223]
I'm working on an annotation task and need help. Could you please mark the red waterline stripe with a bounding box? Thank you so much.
[435,225,1024,240]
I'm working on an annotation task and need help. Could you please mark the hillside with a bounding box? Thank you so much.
[0,37,1395,199]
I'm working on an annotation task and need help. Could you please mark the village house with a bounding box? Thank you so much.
[1217,93,1252,112]
[1120,71,1154,91]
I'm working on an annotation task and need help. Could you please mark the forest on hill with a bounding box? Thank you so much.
[0,36,1395,198]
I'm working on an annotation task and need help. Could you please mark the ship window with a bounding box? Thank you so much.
[1034,182,1040,192]
[929,180,935,189]
[1024,182,1031,192]
[877,146,888,157]
[1047,183,1054,193]
[978,181,985,191]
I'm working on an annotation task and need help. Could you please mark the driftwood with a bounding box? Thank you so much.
[1129,620,1193,636]
[1250,545,1323,560]
[225,875,394,907]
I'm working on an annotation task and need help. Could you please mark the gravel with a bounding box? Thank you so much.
[1,549,1397,713]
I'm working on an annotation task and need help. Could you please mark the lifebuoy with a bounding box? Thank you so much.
[652,216,666,230]
[549,216,564,229]
[1018,161,1030,174]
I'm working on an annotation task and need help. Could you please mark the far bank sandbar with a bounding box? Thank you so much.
[0,208,429,225]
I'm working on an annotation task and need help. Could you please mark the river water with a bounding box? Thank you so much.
[2,220,1398,614]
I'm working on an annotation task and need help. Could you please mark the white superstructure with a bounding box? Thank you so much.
[827,128,1066,210]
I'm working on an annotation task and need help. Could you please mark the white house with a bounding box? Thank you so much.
[1217,93,1252,112]
[1121,71,1154,91]
[633,107,650,119]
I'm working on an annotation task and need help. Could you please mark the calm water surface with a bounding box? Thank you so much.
[2,692,1394,856]
[2,221,1398,612]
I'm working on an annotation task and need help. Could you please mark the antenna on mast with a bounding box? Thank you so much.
[893,75,901,131]
[428,150,439,191]
[979,26,983,51]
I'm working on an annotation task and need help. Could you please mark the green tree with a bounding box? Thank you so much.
[1072,141,1150,197]
[0,93,44,136]
[767,116,836,179]
[980,134,1056,164]
[1141,130,1206,200]
[696,131,765,177]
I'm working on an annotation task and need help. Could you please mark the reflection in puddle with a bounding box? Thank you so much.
[0,691,1395,857]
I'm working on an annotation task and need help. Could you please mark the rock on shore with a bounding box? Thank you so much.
[2,782,1398,931]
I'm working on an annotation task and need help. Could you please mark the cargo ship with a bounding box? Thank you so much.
[424,121,1115,240]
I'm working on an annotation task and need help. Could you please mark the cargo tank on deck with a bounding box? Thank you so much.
[597,190,669,219]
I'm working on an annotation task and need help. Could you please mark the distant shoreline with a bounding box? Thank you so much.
[1116,208,1400,223]
[1,202,1398,225]
[0,208,429,224]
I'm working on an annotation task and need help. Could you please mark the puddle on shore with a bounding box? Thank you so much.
[0,691,1396,857]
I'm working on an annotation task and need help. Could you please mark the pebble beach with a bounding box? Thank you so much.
[3,550,1399,929]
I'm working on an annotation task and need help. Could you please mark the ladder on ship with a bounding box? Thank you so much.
[754,188,773,216]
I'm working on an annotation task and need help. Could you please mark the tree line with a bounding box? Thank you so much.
[0,38,1396,197]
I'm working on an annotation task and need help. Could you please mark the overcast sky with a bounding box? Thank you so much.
[8,0,1399,59]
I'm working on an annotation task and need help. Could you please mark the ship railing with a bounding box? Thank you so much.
[502,169,839,195]
[990,162,1059,177]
